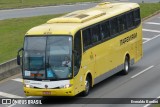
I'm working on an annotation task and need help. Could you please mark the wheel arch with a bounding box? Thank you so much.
[124,52,130,63]
[85,71,93,87]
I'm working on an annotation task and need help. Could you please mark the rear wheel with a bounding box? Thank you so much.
[82,76,90,96]
[121,56,130,75]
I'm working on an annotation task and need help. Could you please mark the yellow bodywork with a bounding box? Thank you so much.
[24,2,142,96]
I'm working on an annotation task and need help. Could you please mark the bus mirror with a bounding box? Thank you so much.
[17,55,21,65]
[17,48,23,65]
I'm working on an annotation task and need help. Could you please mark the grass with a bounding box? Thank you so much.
[140,3,160,18]
[0,0,99,9]
[0,14,63,63]
[155,104,160,107]
[0,3,160,63]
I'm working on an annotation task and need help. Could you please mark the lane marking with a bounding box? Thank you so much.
[143,96,160,107]
[131,65,154,78]
[0,92,24,98]
[143,34,160,44]
[143,29,160,33]
[12,78,23,82]
[143,38,151,41]
[145,22,160,25]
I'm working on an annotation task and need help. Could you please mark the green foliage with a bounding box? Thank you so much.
[0,14,62,63]
[154,104,160,107]
[140,3,160,18]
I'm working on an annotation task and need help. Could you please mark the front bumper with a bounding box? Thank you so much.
[24,87,75,96]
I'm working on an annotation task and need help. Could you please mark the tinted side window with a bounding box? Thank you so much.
[118,14,127,32]
[126,11,134,29]
[134,8,141,26]
[91,25,101,43]
[74,31,82,76]
[110,18,118,36]
[100,21,110,39]
[82,28,91,50]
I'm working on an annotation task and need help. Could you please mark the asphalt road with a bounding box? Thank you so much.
[0,0,160,107]
[0,13,160,107]
[0,3,97,20]
[0,0,159,20]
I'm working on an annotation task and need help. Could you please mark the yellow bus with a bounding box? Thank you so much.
[17,2,143,96]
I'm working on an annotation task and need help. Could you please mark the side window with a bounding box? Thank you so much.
[126,11,134,29]
[100,21,110,40]
[118,14,127,32]
[82,28,91,51]
[91,25,101,43]
[110,18,118,36]
[74,31,82,76]
[134,8,141,26]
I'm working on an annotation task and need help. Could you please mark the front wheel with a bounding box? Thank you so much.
[121,56,130,75]
[81,77,90,96]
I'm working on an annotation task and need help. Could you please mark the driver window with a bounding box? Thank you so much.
[74,31,82,76]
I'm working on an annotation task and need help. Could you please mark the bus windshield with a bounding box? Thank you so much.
[23,36,72,80]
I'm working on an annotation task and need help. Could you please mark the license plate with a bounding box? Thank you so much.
[43,91,51,95]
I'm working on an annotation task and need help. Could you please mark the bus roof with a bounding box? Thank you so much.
[26,2,139,36]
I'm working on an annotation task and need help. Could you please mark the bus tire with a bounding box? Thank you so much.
[82,76,91,96]
[121,56,130,75]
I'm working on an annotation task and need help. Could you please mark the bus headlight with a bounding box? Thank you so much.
[24,84,34,88]
[26,84,30,88]
[60,84,72,88]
